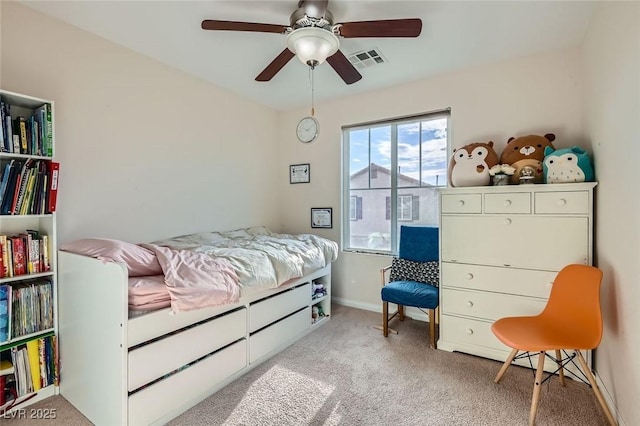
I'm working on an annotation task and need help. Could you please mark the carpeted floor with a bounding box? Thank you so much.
[3,305,608,425]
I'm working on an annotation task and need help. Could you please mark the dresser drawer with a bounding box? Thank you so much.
[249,283,310,333]
[441,288,547,321]
[484,193,531,214]
[535,191,589,214]
[441,263,555,299]
[440,315,507,351]
[441,193,481,214]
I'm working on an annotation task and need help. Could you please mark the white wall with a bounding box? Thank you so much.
[582,3,640,424]
[1,2,280,245]
[278,48,585,311]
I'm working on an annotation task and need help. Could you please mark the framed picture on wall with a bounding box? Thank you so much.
[311,207,332,229]
[290,163,310,184]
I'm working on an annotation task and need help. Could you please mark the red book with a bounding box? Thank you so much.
[47,161,59,213]
[11,237,26,276]
[0,375,6,405]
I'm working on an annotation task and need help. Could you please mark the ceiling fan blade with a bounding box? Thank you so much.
[201,20,288,34]
[327,50,362,85]
[337,18,422,38]
[256,49,296,82]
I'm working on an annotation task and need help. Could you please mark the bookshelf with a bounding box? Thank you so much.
[0,89,58,412]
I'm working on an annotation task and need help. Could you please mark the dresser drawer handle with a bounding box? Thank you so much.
[465,301,474,308]
[557,198,567,206]
[504,200,512,207]
[466,273,474,280]
[465,328,474,335]
[457,200,465,207]
[504,218,512,225]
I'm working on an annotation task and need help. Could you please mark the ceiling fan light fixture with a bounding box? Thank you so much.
[286,27,339,67]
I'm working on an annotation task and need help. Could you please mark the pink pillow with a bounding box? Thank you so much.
[60,238,163,277]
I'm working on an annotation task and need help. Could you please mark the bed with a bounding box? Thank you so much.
[57,227,338,425]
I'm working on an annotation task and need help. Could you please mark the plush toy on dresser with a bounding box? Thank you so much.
[543,146,594,183]
[448,141,499,187]
[500,133,556,184]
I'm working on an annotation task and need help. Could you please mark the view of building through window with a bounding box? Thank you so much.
[342,112,449,254]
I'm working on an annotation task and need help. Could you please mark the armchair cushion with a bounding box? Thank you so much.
[381,281,439,308]
[388,258,439,286]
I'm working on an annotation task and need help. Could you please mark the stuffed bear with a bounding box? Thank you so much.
[500,133,556,184]
[448,141,499,187]
[543,146,594,183]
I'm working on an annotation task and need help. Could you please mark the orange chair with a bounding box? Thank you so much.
[491,264,616,426]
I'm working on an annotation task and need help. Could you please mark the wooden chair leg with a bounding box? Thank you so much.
[398,304,405,321]
[576,350,617,426]
[428,308,436,349]
[495,348,519,383]
[529,351,546,426]
[555,349,565,386]
[382,301,389,337]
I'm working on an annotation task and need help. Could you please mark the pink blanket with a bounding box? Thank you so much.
[143,244,240,312]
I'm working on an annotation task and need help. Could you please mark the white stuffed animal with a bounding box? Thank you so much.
[449,141,499,187]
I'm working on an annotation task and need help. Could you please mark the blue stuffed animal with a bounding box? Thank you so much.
[543,146,594,183]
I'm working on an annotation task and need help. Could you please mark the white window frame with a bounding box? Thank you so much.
[341,109,450,255]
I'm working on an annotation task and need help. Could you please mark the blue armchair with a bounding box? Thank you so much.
[380,226,439,348]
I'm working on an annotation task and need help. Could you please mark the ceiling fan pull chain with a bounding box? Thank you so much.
[310,65,315,116]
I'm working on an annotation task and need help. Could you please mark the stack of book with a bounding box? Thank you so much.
[0,101,52,157]
[0,159,59,216]
[0,232,51,279]
[0,335,57,405]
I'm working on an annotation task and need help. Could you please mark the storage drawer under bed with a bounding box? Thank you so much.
[250,306,311,363]
[249,282,311,333]
[128,307,247,391]
[128,339,247,426]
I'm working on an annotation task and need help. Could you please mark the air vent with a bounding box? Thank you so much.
[347,48,386,69]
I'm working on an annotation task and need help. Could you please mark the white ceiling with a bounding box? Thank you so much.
[20,1,597,111]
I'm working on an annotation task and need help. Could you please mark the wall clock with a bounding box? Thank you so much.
[296,116,319,143]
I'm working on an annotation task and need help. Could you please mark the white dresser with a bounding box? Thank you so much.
[437,182,597,371]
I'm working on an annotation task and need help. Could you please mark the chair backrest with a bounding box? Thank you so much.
[541,264,604,349]
[399,226,438,262]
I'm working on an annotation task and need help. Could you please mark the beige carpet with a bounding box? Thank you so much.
[3,305,608,425]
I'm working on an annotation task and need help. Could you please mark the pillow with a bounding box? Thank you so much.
[60,238,162,277]
[389,258,439,286]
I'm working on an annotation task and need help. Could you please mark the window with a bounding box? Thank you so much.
[342,110,449,254]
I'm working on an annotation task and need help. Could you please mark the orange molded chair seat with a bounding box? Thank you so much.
[491,264,616,426]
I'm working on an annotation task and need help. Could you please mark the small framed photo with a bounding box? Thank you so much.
[311,207,332,229]
[290,163,310,184]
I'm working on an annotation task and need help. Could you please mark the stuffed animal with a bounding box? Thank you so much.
[543,146,594,183]
[448,141,499,187]
[500,133,556,184]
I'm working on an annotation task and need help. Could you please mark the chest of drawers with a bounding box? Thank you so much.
[437,183,596,372]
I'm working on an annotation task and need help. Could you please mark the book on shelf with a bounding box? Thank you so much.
[0,160,12,210]
[0,285,10,342]
[33,103,52,157]
[25,340,41,392]
[47,161,59,213]
[13,117,27,155]
[10,237,26,276]
[0,159,21,215]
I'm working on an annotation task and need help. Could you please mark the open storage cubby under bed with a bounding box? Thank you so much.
[57,251,332,425]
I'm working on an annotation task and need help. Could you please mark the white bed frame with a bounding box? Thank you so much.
[57,251,332,425]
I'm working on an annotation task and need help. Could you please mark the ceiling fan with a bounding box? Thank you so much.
[201,0,422,85]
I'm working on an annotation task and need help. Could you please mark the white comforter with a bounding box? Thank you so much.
[152,226,339,292]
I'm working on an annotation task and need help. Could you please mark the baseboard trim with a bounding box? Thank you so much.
[333,297,430,322]
[595,370,626,425]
